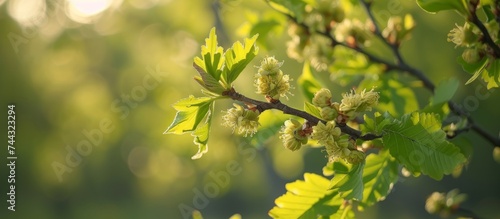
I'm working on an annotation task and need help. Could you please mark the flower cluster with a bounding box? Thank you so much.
[254,57,292,100]
[311,121,365,164]
[339,88,379,119]
[446,21,498,66]
[222,104,260,137]
[279,119,308,151]
[425,189,467,217]
[286,0,349,71]
[312,88,377,163]
[382,15,415,45]
[333,19,371,47]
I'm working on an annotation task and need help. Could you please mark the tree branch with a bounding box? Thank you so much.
[222,88,382,141]
[469,4,500,57]
[359,1,500,147]
[266,0,500,147]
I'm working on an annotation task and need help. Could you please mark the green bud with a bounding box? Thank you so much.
[280,119,308,151]
[331,4,345,23]
[462,48,481,63]
[312,88,332,107]
[320,106,337,121]
[345,150,365,164]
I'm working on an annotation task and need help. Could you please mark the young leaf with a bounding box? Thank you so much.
[222,33,259,84]
[304,102,322,119]
[382,112,467,180]
[359,150,399,209]
[482,59,500,89]
[298,62,322,101]
[193,28,225,84]
[416,0,468,15]
[190,104,214,159]
[432,78,459,105]
[361,112,393,135]
[164,96,214,134]
[422,78,458,116]
[269,173,343,218]
[329,160,365,200]
[193,63,226,95]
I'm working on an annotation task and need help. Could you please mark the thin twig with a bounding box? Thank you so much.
[222,88,382,141]
[469,4,500,57]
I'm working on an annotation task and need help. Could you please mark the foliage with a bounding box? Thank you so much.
[164,0,500,218]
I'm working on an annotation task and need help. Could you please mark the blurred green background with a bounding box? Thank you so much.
[0,0,500,218]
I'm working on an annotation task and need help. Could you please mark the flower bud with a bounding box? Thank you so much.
[254,58,292,100]
[331,4,345,23]
[320,106,338,121]
[462,48,480,63]
[312,88,332,107]
[345,150,365,164]
[256,56,283,76]
[222,104,260,136]
[280,119,308,151]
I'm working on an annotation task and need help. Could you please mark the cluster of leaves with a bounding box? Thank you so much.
[162,0,495,218]
[164,28,258,159]
[417,0,500,88]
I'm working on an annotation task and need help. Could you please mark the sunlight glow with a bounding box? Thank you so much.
[7,0,46,27]
[66,0,113,23]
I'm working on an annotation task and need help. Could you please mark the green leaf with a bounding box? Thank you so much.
[191,103,214,159]
[359,150,399,209]
[164,96,214,134]
[482,58,500,89]
[361,76,418,117]
[304,101,322,119]
[482,5,495,22]
[432,78,459,105]
[361,112,393,135]
[194,28,224,81]
[222,33,259,84]
[238,11,285,50]
[422,78,458,117]
[269,173,343,218]
[416,0,468,15]
[268,0,307,22]
[463,57,489,85]
[382,112,467,180]
[329,205,356,219]
[193,62,226,95]
[329,160,364,200]
[298,62,323,101]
